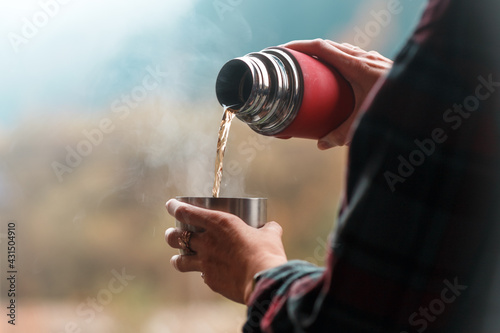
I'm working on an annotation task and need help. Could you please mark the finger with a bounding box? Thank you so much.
[332,41,367,55]
[284,39,355,61]
[284,39,344,58]
[332,41,392,65]
[261,221,283,236]
[285,39,365,54]
[165,199,212,230]
[339,42,358,49]
[283,39,360,79]
[170,254,201,272]
[165,227,204,254]
[165,228,185,249]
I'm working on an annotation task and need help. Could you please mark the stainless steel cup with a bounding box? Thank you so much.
[175,197,267,255]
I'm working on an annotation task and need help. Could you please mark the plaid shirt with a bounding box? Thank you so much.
[244,0,500,332]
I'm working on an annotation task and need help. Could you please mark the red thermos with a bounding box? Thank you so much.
[215,47,354,139]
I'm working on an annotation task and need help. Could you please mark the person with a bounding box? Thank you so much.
[165,0,500,331]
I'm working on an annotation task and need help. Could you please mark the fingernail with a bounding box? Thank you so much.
[318,140,332,150]
[164,228,174,241]
[170,255,179,270]
[165,199,179,216]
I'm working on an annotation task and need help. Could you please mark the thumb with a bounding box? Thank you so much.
[318,117,353,149]
[261,221,283,236]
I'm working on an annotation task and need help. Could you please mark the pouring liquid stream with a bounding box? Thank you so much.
[212,106,236,198]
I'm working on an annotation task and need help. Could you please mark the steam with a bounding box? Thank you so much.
[0,0,257,199]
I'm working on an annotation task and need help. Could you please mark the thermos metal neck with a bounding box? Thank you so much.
[215,47,303,136]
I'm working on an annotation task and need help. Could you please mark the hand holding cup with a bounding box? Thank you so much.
[164,198,288,304]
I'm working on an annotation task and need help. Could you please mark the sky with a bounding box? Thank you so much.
[0,0,425,128]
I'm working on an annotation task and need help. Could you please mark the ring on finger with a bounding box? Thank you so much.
[178,230,195,255]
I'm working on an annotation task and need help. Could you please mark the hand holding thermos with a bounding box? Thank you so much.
[215,39,393,149]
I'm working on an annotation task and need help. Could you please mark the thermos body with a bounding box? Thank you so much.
[215,47,354,139]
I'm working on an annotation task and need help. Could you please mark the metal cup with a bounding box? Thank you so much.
[175,197,267,255]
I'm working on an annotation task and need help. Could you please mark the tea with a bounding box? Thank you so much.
[212,106,235,198]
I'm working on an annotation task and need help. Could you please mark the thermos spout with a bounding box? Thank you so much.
[215,59,253,110]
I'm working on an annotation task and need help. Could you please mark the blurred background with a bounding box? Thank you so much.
[0,0,425,332]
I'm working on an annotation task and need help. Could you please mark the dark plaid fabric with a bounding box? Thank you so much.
[244,0,500,332]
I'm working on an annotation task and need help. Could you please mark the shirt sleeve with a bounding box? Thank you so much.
[243,260,326,333]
